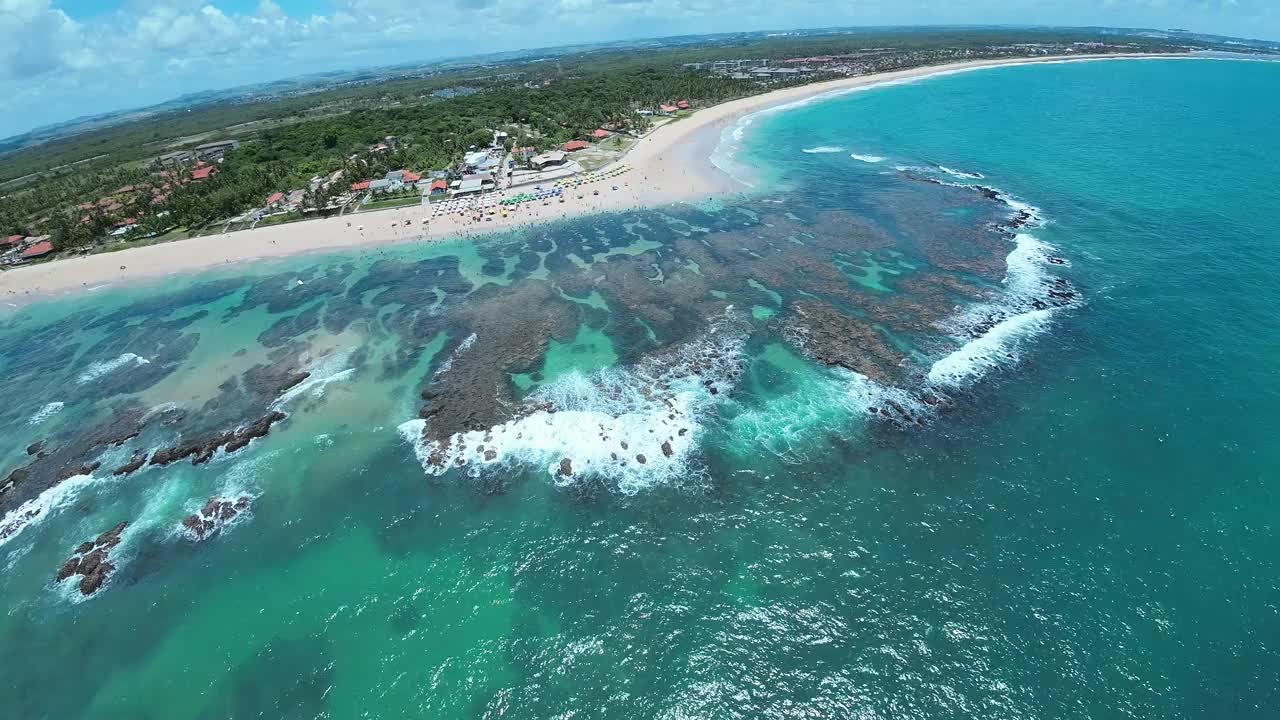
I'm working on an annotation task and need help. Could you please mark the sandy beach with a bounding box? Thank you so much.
[0,52,1181,301]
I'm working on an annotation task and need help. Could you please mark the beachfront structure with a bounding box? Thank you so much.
[591,129,611,139]
[156,150,195,169]
[21,240,53,259]
[368,179,395,193]
[429,179,448,195]
[351,180,371,192]
[531,150,567,170]
[562,140,590,152]
[285,190,306,208]
[195,140,240,161]
[453,178,485,196]
[264,192,285,208]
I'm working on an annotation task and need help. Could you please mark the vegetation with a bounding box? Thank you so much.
[0,28,1208,258]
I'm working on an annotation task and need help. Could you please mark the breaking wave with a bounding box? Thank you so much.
[271,351,354,409]
[802,146,844,154]
[938,165,985,180]
[28,401,65,425]
[850,153,887,164]
[0,470,104,550]
[77,353,150,384]
[401,315,747,495]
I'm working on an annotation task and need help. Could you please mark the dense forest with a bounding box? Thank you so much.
[0,28,1205,254]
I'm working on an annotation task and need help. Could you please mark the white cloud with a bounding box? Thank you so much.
[0,0,1276,138]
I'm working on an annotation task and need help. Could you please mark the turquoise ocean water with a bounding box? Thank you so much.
[1,58,1277,718]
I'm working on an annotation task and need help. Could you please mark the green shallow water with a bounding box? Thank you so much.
[1,58,1278,719]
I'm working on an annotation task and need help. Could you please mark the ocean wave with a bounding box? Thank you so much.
[402,314,747,495]
[433,332,477,378]
[938,165,985,180]
[850,153,887,164]
[927,229,1071,388]
[28,401,65,425]
[802,146,845,154]
[0,470,104,550]
[727,363,922,462]
[77,353,150,385]
[271,351,355,410]
[928,309,1055,386]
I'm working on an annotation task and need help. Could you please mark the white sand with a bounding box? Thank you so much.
[0,53,1180,302]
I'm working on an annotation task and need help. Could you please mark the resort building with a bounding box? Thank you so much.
[562,140,590,152]
[531,150,567,170]
[156,150,195,169]
[195,140,240,161]
[21,240,53,259]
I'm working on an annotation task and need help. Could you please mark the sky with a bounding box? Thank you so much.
[1,0,1277,140]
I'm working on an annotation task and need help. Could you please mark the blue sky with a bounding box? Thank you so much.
[2,1,1277,140]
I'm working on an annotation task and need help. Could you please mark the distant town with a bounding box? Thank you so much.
[0,28,1269,267]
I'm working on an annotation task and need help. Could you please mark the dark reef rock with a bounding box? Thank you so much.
[182,495,252,540]
[1,405,155,516]
[660,441,674,458]
[150,411,287,467]
[25,441,44,456]
[557,458,573,477]
[112,450,149,477]
[54,521,128,596]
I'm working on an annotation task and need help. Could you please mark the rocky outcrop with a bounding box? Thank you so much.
[55,521,128,596]
[557,458,573,477]
[181,496,251,540]
[150,411,287,467]
[112,450,149,477]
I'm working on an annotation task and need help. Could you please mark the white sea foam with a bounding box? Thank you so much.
[928,309,1054,386]
[727,365,921,462]
[850,153,887,164]
[271,351,355,409]
[0,471,104,549]
[802,146,844,154]
[938,165,985,180]
[27,401,64,425]
[77,353,150,384]
[928,231,1064,388]
[402,317,746,495]
[433,332,477,378]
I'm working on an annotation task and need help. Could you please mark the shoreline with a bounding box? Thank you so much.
[0,51,1190,303]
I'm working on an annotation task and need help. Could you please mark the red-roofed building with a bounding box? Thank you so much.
[401,170,422,183]
[659,104,678,113]
[562,140,590,152]
[190,165,217,180]
[677,100,690,110]
[3,234,23,246]
[21,241,53,258]
[351,180,371,191]
[591,129,610,139]
[265,192,285,207]
[429,178,448,195]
